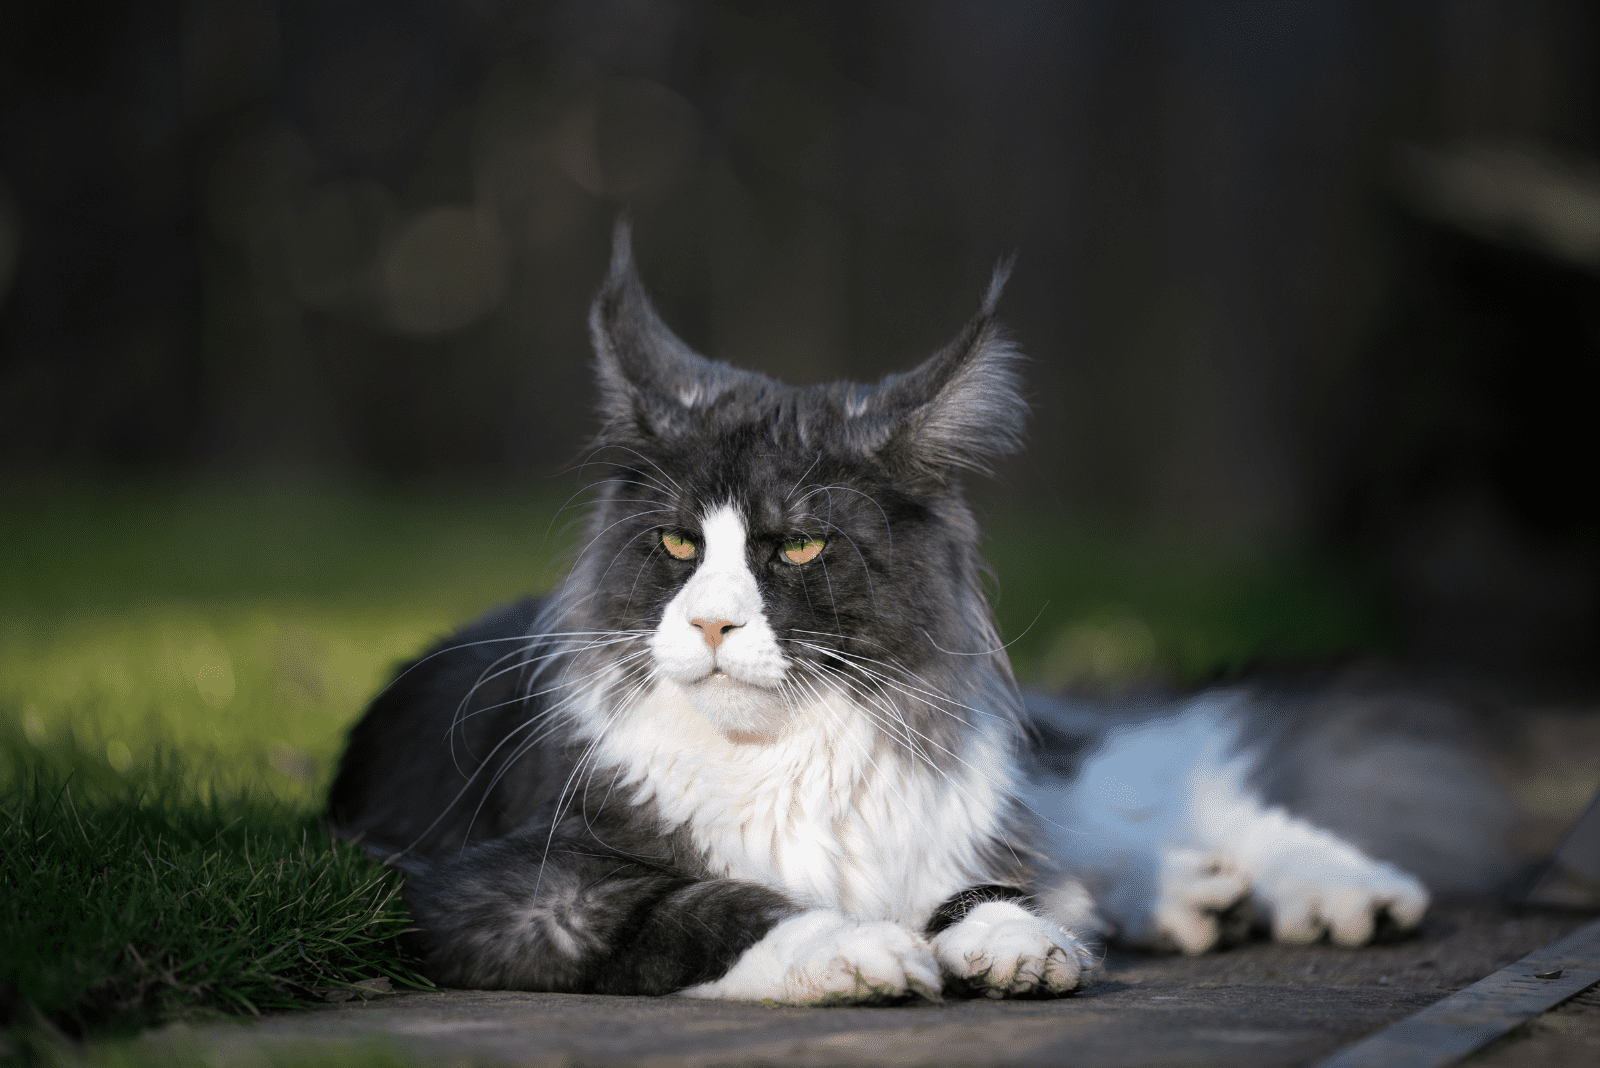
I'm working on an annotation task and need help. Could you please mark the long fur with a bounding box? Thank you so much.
[329,223,1455,1001]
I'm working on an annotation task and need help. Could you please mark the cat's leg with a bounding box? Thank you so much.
[1203,797,1430,946]
[679,910,942,1005]
[406,832,799,995]
[1026,698,1428,953]
[925,886,1096,998]
[1174,703,1430,947]
[408,832,941,1003]
[1026,707,1257,953]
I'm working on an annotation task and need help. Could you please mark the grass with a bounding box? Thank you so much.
[0,481,579,1057]
[2,754,423,1033]
[0,479,1388,1058]
[981,512,1389,687]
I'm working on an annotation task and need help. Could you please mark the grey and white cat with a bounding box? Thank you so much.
[328,224,1434,1003]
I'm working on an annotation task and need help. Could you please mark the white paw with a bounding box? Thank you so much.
[678,909,941,1005]
[1152,848,1253,954]
[932,901,1095,997]
[1251,845,1429,946]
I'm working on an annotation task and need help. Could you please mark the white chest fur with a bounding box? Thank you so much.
[585,680,1017,926]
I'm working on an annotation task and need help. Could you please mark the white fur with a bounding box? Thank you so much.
[1025,696,1429,953]
[578,503,1021,928]
[679,909,940,1004]
[1205,783,1430,946]
[585,676,1019,927]
[931,900,1093,997]
[648,505,789,736]
[579,503,1426,998]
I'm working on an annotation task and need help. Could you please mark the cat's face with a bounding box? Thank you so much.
[583,433,952,740]
[571,223,1026,742]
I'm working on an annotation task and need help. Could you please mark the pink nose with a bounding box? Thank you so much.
[690,618,738,649]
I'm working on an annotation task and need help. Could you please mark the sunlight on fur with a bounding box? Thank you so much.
[326,221,1465,1003]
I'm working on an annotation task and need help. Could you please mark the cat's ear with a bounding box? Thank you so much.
[588,217,725,440]
[862,259,1028,479]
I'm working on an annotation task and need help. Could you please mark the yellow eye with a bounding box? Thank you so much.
[662,531,697,560]
[781,537,824,565]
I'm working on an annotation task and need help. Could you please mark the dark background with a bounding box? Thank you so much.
[1,0,1597,681]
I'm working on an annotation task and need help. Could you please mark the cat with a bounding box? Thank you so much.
[327,222,1435,1003]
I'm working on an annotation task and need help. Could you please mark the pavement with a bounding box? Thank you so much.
[145,900,1599,1068]
[136,688,1600,1066]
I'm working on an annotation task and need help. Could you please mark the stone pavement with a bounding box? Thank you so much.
[147,901,1599,1068]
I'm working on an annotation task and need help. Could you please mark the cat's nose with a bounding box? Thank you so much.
[690,618,739,649]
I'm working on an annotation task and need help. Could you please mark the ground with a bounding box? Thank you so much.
[133,901,1597,1068]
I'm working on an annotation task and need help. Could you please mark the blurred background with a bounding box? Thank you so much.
[1,0,1598,702]
[6,7,1600,1025]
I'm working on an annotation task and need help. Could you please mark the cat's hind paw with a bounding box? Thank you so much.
[1253,848,1429,947]
[933,901,1096,998]
[1151,848,1254,954]
[678,909,941,1005]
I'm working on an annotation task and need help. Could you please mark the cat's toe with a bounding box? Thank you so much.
[933,901,1095,998]
[680,909,940,1005]
[1154,848,1252,954]
[1258,855,1429,947]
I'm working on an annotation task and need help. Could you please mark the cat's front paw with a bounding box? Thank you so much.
[679,909,941,1005]
[1150,848,1253,954]
[1250,845,1429,946]
[932,901,1095,998]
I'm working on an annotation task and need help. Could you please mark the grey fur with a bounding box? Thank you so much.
[331,221,1043,995]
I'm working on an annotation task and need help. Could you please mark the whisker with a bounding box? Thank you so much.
[558,449,677,498]
[579,517,676,605]
[784,452,823,502]
[814,549,844,636]
[462,653,654,851]
[570,507,674,574]
[448,638,541,772]
[541,478,675,548]
[532,666,657,890]
[918,603,1047,657]
[579,444,683,496]
[802,661,1031,852]
[450,647,652,738]
[355,628,607,715]
[787,668,952,849]
[448,634,647,742]
[795,483,894,559]
[786,631,1013,723]
[794,512,877,611]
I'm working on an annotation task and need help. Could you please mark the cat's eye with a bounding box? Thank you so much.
[781,537,825,565]
[661,531,697,560]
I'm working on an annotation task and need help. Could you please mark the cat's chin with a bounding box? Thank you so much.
[680,671,789,743]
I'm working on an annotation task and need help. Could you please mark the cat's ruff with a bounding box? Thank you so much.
[327,222,1429,1004]
[582,503,1023,929]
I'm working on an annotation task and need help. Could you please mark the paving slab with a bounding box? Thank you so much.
[144,901,1599,1068]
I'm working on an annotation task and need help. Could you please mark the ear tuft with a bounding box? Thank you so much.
[589,217,725,438]
[982,253,1015,317]
[865,258,1028,479]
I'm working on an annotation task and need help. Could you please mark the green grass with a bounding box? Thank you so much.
[981,512,1389,688]
[0,480,1388,1056]
[1,481,580,1051]
[2,754,423,1032]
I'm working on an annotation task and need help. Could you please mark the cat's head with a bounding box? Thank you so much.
[568,221,1027,743]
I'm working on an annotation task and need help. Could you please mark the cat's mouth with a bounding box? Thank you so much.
[679,668,787,738]
[694,668,777,691]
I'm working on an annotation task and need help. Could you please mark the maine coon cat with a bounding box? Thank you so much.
[328,224,1433,1002]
